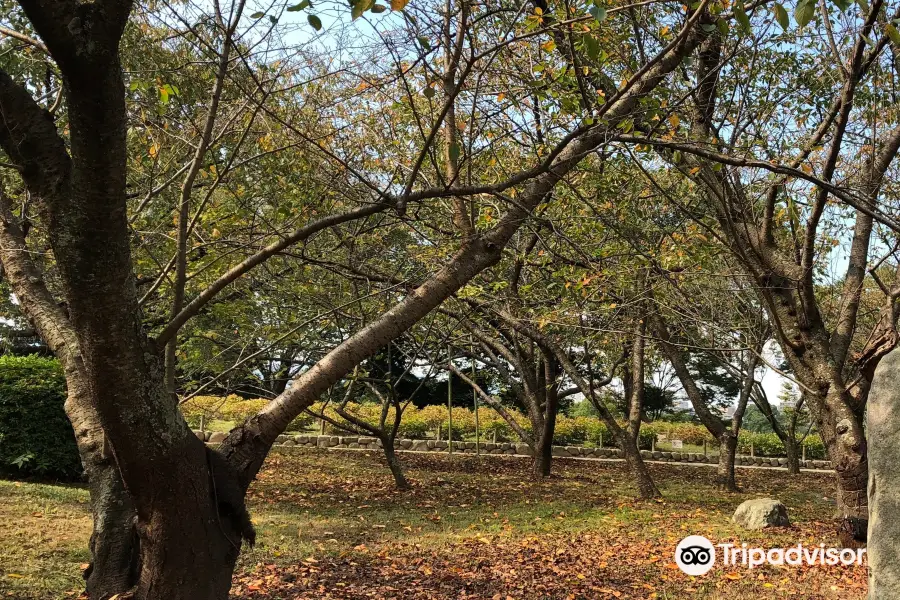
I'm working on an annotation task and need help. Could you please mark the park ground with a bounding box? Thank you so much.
[0,449,867,599]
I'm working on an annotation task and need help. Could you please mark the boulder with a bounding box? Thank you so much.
[732,498,790,530]
[208,431,227,444]
[411,440,429,452]
[868,349,900,597]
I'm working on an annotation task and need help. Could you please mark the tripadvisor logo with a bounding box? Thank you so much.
[675,535,716,575]
[674,535,868,575]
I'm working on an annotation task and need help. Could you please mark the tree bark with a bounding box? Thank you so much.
[784,437,801,475]
[382,438,410,490]
[622,439,661,499]
[716,433,738,492]
[532,436,553,480]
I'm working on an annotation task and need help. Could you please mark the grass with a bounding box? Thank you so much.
[0,448,865,599]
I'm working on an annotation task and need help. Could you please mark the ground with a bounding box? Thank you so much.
[0,449,867,599]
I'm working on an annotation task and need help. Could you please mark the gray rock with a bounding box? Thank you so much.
[282,440,296,447]
[193,430,206,441]
[551,446,569,457]
[411,440,429,452]
[400,439,413,449]
[868,349,900,597]
[732,498,790,530]
[208,431,227,443]
[515,443,532,456]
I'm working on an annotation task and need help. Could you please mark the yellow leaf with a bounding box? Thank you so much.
[668,114,680,128]
[541,39,556,52]
[148,143,160,158]
[497,92,506,102]
[390,0,408,9]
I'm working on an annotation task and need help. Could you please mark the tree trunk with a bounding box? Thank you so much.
[68,384,140,599]
[83,459,139,598]
[783,436,801,475]
[835,450,868,548]
[622,439,661,499]
[532,437,553,480]
[382,439,410,490]
[716,433,739,492]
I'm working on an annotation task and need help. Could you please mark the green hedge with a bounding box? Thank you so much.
[180,394,827,459]
[0,355,82,479]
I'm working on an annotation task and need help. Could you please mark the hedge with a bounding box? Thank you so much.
[0,355,82,479]
[178,394,826,459]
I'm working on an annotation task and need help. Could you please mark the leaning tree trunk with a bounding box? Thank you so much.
[716,432,739,492]
[381,437,410,490]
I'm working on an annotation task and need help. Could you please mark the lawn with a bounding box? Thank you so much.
[0,449,866,599]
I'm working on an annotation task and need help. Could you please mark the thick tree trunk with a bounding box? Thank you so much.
[835,450,868,548]
[132,444,249,600]
[83,458,139,597]
[382,439,410,490]
[67,381,140,599]
[716,433,738,492]
[622,438,661,499]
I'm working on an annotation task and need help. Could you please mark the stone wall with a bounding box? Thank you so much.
[195,430,833,470]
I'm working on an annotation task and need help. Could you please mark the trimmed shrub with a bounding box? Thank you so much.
[221,397,269,424]
[0,355,81,479]
[180,395,232,428]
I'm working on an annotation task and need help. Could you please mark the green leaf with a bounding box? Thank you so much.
[287,0,311,11]
[351,0,374,20]
[794,0,814,27]
[269,15,279,23]
[717,18,730,35]
[773,3,789,30]
[250,11,265,18]
[734,2,751,33]
[581,34,601,60]
[423,86,436,98]
[831,0,851,11]
[856,0,869,14]
[371,3,387,12]
[588,5,607,22]
[416,35,431,51]
[448,142,460,163]
[887,23,900,45]
[308,13,322,29]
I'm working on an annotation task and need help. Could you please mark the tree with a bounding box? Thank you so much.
[0,0,713,596]
[616,0,900,543]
